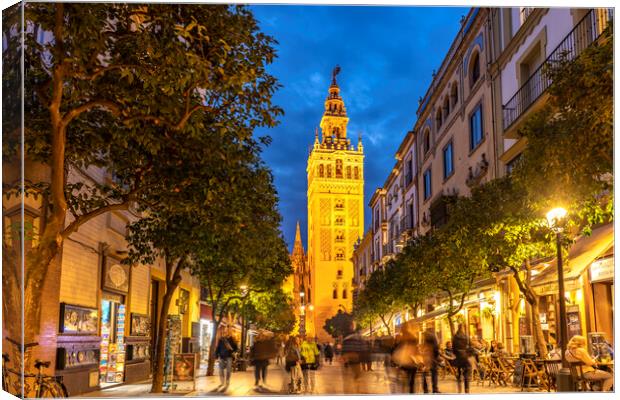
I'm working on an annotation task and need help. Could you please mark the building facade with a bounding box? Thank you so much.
[355,7,614,352]
[3,163,201,396]
[307,69,365,341]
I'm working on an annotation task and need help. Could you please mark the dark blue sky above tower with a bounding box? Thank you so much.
[251,5,469,250]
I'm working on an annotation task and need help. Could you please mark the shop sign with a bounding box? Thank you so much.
[590,257,613,283]
[102,257,130,294]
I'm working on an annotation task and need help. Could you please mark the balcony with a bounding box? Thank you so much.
[502,9,613,130]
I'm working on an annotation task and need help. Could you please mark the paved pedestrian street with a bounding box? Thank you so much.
[81,361,530,397]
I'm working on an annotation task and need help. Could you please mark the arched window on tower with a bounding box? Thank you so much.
[333,283,338,299]
[435,108,443,130]
[470,51,481,87]
[335,160,343,178]
[451,82,458,108]
[423,129,431,154]
[354,167,359,179]
[318,164,324,177]
[346,166,352,179]
[327,165,332,178]
[443,96,450,118]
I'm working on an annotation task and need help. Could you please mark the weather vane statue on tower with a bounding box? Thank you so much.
[331,65,341,85]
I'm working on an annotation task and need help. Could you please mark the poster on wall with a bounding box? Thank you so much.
[60,303,98,334]
[566,305,582,339]
[130,314,150,336]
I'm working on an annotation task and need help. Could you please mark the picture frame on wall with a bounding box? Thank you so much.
[130,313,150,336]
[59,303,99,335]
[102,256,130,294]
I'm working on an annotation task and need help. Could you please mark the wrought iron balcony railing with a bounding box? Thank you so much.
[502,9,613,130]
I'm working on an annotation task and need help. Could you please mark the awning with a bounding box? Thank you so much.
[531,223,614,294]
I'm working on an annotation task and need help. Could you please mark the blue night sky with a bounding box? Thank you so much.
[251,5,469,250]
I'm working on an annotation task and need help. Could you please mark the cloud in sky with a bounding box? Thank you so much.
[251,5,469,250]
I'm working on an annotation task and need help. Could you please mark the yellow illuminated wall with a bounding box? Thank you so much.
[307,70,364,341]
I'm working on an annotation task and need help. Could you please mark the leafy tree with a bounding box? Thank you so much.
[196,165,292,376]
[243,289,296,334]
[446,177,556,356]
[515,24,613,231]
[354,262,403,336]
[323,310,354,340]
[2,2,282,373]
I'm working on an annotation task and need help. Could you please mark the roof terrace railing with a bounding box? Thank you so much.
[502,9,613,130]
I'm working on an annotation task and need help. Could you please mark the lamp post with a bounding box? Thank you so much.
[299,290,306,336]
[546,207,571,391]
[239,283,249,371]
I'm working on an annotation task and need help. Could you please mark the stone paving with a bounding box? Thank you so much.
[80,360,531,397]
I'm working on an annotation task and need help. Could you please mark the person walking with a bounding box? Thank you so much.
[324,343,334,365]
[215,327,238,391]
[341,330,368,394]
[284,336,303,394]
[250,331,276,389]
[421,329,440,393]
[453,324,473,393]
[392,325,423,393]
[300,336,321,393]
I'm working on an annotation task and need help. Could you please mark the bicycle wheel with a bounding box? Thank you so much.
[38,382,68,398]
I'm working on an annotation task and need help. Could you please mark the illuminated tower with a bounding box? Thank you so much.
[307,66,364,341]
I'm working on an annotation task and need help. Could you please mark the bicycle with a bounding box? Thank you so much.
[2,337,68,397]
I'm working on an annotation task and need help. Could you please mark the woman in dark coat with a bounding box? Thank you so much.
[452,325,473,393]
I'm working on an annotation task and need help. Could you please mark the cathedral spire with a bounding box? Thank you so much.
[291,221,305,259]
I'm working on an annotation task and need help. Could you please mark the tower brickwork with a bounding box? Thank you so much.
[307,67,364,341]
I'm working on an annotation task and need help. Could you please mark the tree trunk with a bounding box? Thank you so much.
[151,257,183,393]
[150,286,175,393]
[447,315,456,339]
[207,314,220,376]
[511,267,548,358]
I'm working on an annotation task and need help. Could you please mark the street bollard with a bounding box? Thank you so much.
[556,368,573,392]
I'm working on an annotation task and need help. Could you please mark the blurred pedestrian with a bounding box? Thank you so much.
[341,330,367,393]
[276,338,285,365]
[249,331,276,389]
[392,325,423,393]
[284,336,303,394]
[453,324,473,393]
[300,336,321,393]
[421,330,440,393]
[361,338,372,372]
[324,342,334,364]
[215,326,238,391]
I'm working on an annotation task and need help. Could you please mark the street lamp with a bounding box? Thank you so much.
[546,207,571,391]
[239,282,249,371]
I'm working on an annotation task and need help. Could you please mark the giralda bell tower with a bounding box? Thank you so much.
[306,66,364,341]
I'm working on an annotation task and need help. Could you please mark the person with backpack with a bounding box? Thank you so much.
[284,336,303,394]
[215,326,238,391]
[420,329,440,393]
[300,336,321,393]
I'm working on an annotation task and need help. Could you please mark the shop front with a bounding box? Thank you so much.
[528,223,614,351]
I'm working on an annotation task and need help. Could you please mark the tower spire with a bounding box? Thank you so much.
[320,65,349,148]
